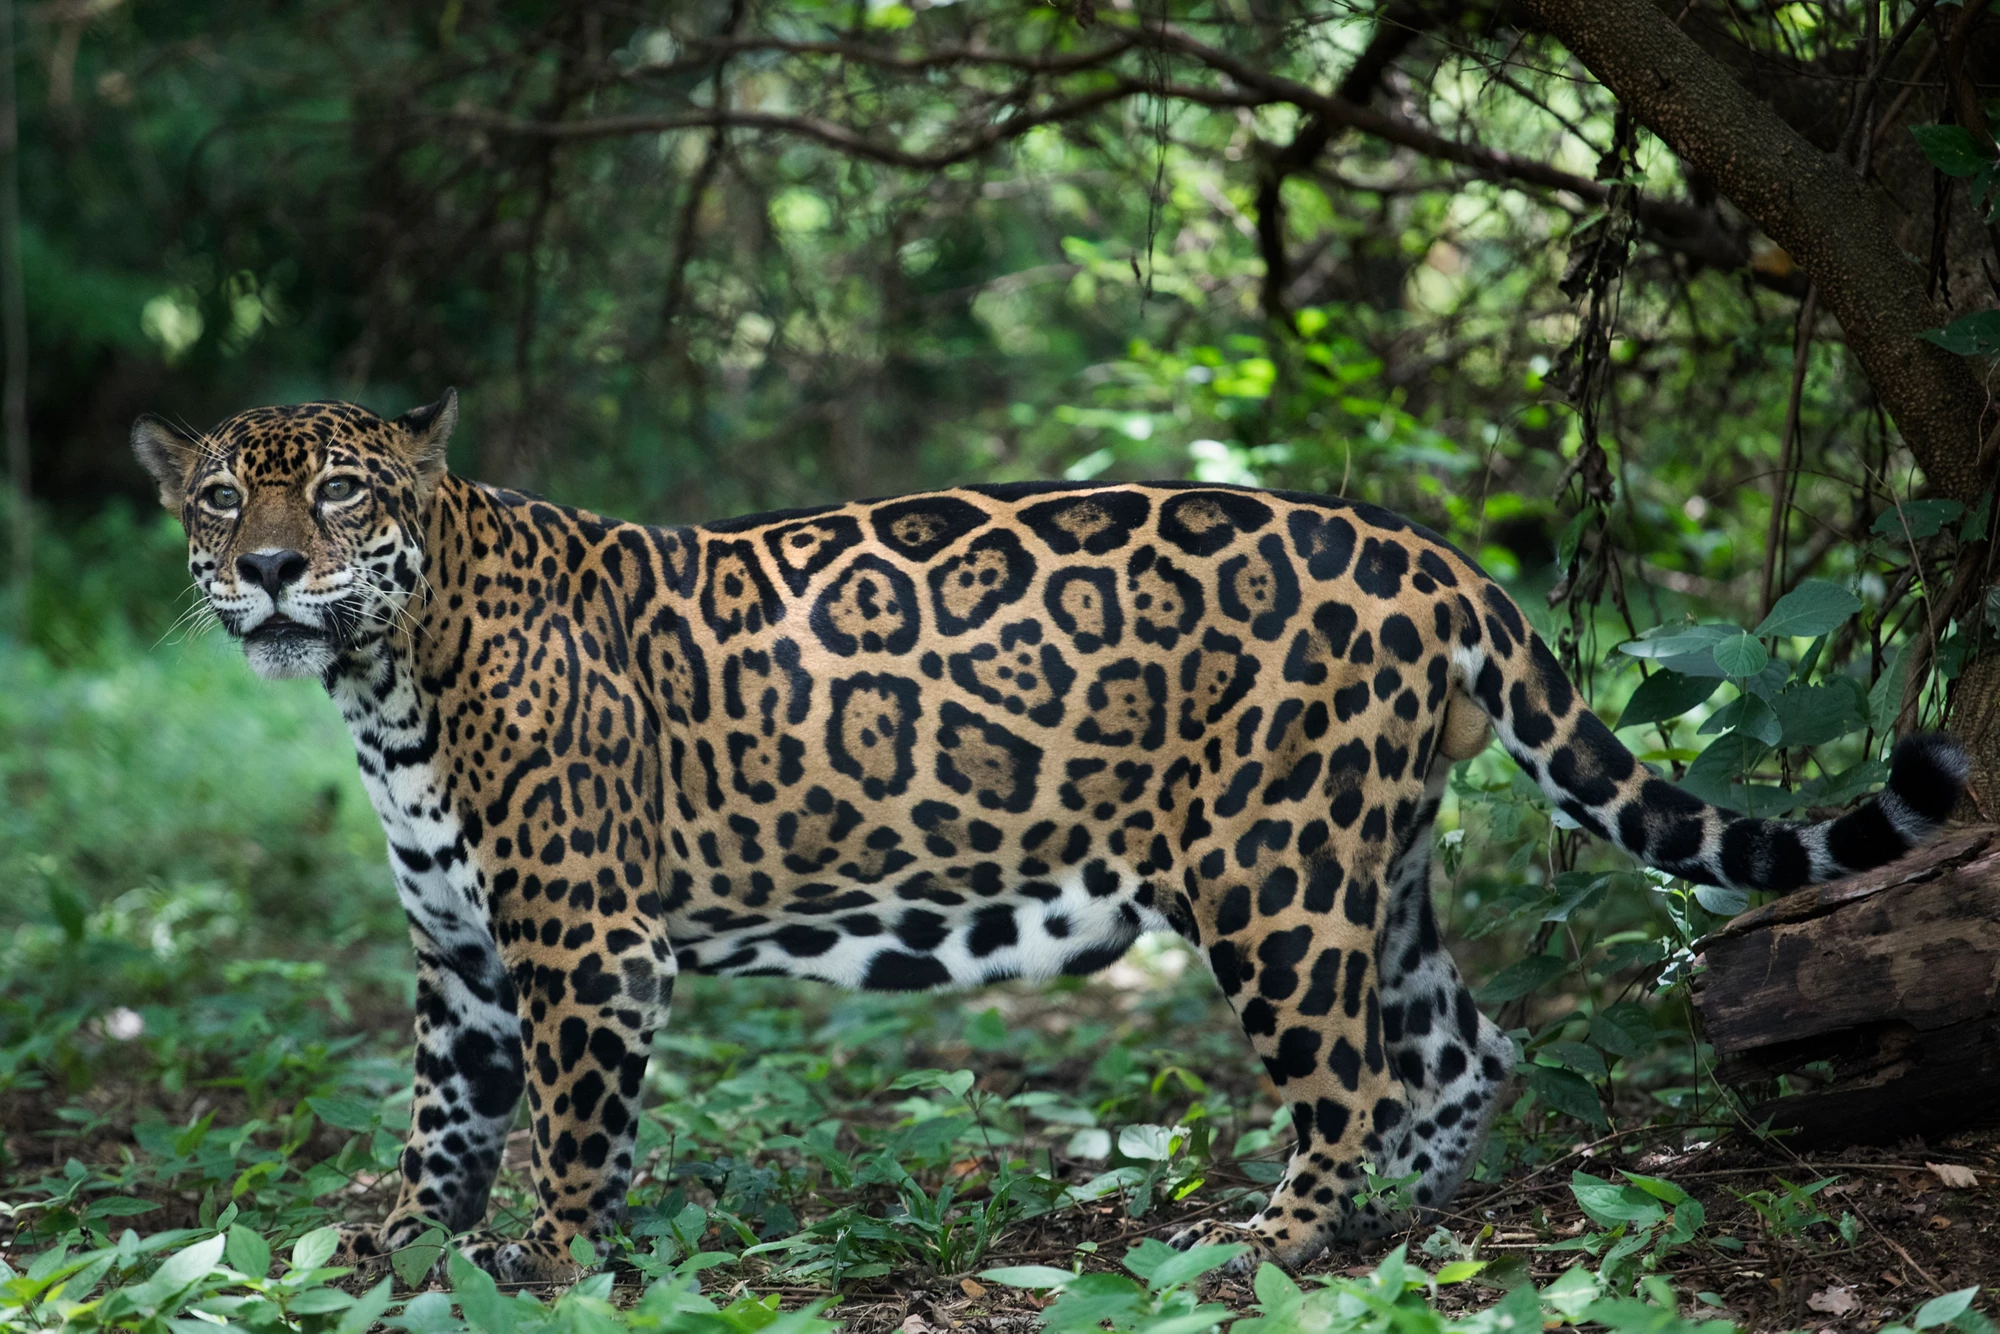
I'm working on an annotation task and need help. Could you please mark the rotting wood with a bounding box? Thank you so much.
[1692,827,2000,1144]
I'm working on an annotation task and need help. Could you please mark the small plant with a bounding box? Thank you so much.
[1548,1170,1705,1293]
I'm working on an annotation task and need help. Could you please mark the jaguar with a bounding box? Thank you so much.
[131,391,1965,1283]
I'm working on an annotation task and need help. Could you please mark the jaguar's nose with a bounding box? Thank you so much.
[235,548,309,596]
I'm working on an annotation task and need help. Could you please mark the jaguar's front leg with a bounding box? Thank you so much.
[447,864,677,1285]
[335,920,524,1268]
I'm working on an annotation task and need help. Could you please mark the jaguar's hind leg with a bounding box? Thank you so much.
[1167,841,1411,1274]
[1357,847,1511,1235]
[1346,753,1513,1238]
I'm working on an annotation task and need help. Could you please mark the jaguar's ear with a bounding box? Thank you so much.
[393,389,457,490]
[130,415,206,512]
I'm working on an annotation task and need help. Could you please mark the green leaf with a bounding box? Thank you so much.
[1754,580,1862,639]
[306,1096,381,1133]
[1538,1040,1607,1080]
[390,1228,447,1290]
[888,1068,976,1098]
[1616,670,1719,728]
[1588,1003,1657,1060]
[289,1226,340,1274]
[1923,310,2000,357]
[1797,759,1890,808]
[1712,633,1769,678]
[449,1250,517,1334]
[153,1234,227,1291]
[1475,953,1567,1004]
[1530,1067,1609,1131]
[1916,1287,1981,1329]
[46,883,88,941]
[1693,884,1750,917]
[980,1265,1079,1290]
[1869,651,1908,733]
[1698,692,1781,745]
[1772,681,1867,747]
[225,1225,270,1279]
[1618,624,1733,661]
[568,1234,597,1267]
[1434,1259,1486,1283]
[1874,498,1965,541]
[1116,1124,1179,1162]
[1570,1172,1665,1227]
[1911,124,1995,177]
[1556,510,1590,571]
[290,1288,357,1314]
[1616,1171,1691,1206]
[1681,732,1770,807]
[336,1278,395,1334]
[1136,1242,1249,1291]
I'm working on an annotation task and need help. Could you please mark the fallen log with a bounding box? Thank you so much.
[1690,826,2000,1145]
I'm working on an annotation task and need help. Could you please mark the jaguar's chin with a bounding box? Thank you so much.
[242,616,338,680]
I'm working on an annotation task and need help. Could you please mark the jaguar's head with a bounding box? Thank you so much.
[130,392,457,680]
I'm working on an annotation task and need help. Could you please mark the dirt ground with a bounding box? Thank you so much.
[797,1126,2000,1334]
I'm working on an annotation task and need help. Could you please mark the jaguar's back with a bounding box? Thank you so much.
[131,393,1967,1282]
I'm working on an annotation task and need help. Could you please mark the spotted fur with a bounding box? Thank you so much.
[131,394,1967,1281]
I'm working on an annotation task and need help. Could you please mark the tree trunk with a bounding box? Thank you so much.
[1692,828,2000,1143]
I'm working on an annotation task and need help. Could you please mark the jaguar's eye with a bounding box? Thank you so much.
[201,483,241,509]
[321,476,361,503]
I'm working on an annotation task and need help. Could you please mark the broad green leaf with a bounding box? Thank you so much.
[306,1096,382,1132]
[1116,1124,1179,1161]
[336,1278,395,1334]
[1754,579,1861,639]
[1136,1242,1248,1291]
[1712,633,1769,678]
[1911,124,1995,177]
[290,1288,357,1314]
[290,1226,340,1274]
[1681,732,1770,808]
[1475,953,1567,1004]
[1874,498,1965,541]
[980,1265,1079,1289]
[1570,1172,1665,1227]
[1434,1259,1486,1283]
[1915,1287,1980,1329]
[1922,311,2000,357]
[1693,884,1750,917]
[153,1234,227,1291]
[449,1250,517,1334]
[1588,1003,1657,1060]
[1617,1171,1691,1205]
[1772,681,1867,747]
[1538,1040,1608,1081]
[1618,624,1733,661]
[390,1228,447,1290]
[1528,1066,1608,1131]
[225,1224,270,1279]
[888,1068,976,1098]
[1616,670,1719,728]
[1698,692,1781,745]
[1869,652,1908,733]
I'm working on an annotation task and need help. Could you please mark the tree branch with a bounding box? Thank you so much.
[1508,0,1995,503]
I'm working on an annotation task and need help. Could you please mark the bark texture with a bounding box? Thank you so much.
[1694,828,2000,1143]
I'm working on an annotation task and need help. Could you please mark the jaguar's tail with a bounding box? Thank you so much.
[1453,582,1967,893]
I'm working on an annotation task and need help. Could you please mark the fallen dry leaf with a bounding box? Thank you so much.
[1809,1286,1859,1316]
[959,1278,987,1300]
[1928,1162,1979,1189]
[1930,1214,1953,1229]
[898,1319,936,1334]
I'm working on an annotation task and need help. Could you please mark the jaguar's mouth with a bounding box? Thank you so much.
[243,613,330,644]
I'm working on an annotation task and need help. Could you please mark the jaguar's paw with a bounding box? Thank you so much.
[1165,1219,1279,1276]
